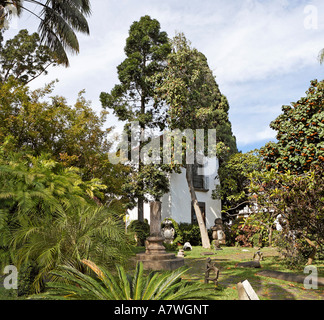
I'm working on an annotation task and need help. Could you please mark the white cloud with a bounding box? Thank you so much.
[3,0,324,151]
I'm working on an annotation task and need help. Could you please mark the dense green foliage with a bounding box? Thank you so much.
[0,152,133,293]
[0,79,110,160]
[128,219,150,246]
[0,29,57,84]
[248,163,324,265]
[0,30,136,295]
[100,15,172,218]
[261,79,324,174]
[213,150,261,218]
[0,77,132,206]
[33,260,214,300]
[161,219,204,250]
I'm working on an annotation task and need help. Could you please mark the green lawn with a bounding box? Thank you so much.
[179,246,324,300]
[130,245,324,300]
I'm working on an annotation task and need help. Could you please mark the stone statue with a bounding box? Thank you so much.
[161,219,175,244]
[211,218,226,249]
[252,248,264,261]
[204,258,219,286]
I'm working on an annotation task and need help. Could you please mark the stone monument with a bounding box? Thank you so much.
[204,258,219,286]
[136,201,184,271]
[161,219,175,244]
[211,218,226,249]
[252,248,264,261]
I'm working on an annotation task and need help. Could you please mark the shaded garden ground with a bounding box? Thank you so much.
[178,246,324,300]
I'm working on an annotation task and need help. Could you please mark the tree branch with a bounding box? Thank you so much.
[25,61,54,85]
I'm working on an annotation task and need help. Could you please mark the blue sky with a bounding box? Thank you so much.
[3,0,324,152]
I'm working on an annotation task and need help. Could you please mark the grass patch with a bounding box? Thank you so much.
[181,246,324,300]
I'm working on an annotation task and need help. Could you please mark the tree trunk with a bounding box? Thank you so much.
[186,164,210,249]
[268,227,273,247]
[304,237,319,265]
[137,109,145,223]
[138,197,144,222]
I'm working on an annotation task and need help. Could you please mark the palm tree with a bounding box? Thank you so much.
[0,153,132,294]
[0,0,91,66]
[32,260,216,300]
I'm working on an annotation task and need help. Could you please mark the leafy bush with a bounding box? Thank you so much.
[274,233,307,268]
[32,260,215,300]
[178,223,202,246]
[0,153,133,293]
[235,223,259,248]
[128,220,150,246]
[17,262,41,297]
[248,163,324,265]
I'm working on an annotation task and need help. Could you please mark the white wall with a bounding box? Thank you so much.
[127,157,221,229]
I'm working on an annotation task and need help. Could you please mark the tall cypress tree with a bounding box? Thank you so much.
[156,33,237,248]
[100,15,171,221]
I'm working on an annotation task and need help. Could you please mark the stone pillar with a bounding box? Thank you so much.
[145,201,166,255]
[150,201,162,236]
[136,201,184,271]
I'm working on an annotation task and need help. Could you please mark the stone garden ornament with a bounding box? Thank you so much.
[161,219,175,244]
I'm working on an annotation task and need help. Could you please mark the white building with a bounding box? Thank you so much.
[128,157,222,229]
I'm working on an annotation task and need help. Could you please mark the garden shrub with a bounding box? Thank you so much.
[178,223,202,246]
[275,230,324,268]
[235,223,259,247]
[223,222,237,246]
[128,219,150,246]
[274,233,307,268]
[17,262,41,297]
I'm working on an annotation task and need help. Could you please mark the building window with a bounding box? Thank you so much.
[193,163,208,191]
[191,201,206,225]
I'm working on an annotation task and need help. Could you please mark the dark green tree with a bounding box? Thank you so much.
[213,150,261,220]
[100,15,172,221]
[0,0,91,66]
[261,79,324,174]
[0,77,134,210]
[0,29,57,84]
[156,33,237,248]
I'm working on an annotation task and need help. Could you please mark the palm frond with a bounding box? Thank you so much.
[38,11,79,53]
[42,266,110,300]
[152,266,189,300]
[132,261,145,300]
[32,261,216,300]
[46,0,90,33]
